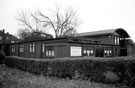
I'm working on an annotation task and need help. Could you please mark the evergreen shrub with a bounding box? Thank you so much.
[5,56,135,87]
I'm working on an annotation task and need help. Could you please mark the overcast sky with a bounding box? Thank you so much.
[0,0,135,41]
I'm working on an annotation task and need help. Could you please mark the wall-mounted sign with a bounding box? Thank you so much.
[70,46,82,56]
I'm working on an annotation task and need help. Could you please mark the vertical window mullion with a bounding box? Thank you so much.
[30,44,31,53]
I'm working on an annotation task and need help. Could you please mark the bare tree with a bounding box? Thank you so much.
[16,28,31,40]
[16,10,53,39]
[16,6,80,39]
[17,28,53,40]
[32,7,80,38]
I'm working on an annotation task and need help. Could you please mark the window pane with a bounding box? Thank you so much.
[46,51,49,56]
[84,50,87,54]
[70,46,82,56]
[49,50,51,56]
[91,50,93,54]
[45,46,54,57]
[42,44,45,52]
[52,50,54,56]
[87,50,90,56]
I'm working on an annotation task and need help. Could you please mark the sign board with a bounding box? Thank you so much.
[70,46,82,56]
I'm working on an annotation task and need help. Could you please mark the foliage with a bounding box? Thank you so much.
[5,56,135,87]
[0,64,120,88]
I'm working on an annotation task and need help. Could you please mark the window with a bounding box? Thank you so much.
[6,37,9,40]
[104,47,112,56]
[30,43,35,53]
[45,46,54,57]
[42,43,45,53]
[83,46,94,56]
[117,37,119,45]
[115,37,117,45]
[70,46,82,56]
[20,44,24,53]
[11,45,15,52]
[0,36,2,40]
[114,36,119,45]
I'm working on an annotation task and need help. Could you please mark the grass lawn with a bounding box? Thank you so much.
[0,64,127,88]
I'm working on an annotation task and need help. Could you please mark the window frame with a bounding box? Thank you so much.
[45,46,55,57]
[83,46,94,56]
[30,43,35,53]
[114,36,120,45]
[70,46,82,57]
[19,44,24,53]
[0,36,2,40]
[11,45,15,53]
[104,47,112,57]
[42,43,45,53]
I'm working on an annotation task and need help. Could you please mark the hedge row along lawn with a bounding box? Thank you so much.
[5,56,135,87]
[0,64,122,88]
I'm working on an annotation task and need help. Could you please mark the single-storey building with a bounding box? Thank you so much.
[9,28,135,59]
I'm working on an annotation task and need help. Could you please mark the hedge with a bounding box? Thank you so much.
[5,56,135,87]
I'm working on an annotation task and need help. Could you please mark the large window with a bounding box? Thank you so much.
[104,47,112,56]
[83,46,94,56]
[11,45,15,53]
[0,36,2,40]
[45,46,54,57]
[42,43,45,53]
[30,43,35,53]
[115,36,119,45]
[70,46,82,56]
[20,44,24,53]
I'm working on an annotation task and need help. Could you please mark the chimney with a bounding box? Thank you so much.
[7,32,9,34]
[2,29,5,33]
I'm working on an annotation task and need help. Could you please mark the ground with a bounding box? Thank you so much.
[0,64,127,88]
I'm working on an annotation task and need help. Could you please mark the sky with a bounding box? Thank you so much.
[0,0,135,41]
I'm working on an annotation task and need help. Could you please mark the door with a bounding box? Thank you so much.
[120,49,127,56]
[95,47,104,57]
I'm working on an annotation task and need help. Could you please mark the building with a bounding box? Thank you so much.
[75,28,131,56]
[9,28,135,59]
[0,29,19,55]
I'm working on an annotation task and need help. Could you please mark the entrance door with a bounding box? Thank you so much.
[95,47,104,57]
[120,49,127,56]
[4,44,10,56]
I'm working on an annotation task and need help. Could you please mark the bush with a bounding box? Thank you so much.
[0,51,6,64]
[5,56,135,87]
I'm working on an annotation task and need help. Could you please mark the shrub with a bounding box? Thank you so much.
[5,56,135,87]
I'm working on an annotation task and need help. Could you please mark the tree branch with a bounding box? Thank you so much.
[39,13,56,30]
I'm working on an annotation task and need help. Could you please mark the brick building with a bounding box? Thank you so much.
[0,29,19,55]
[9,28,135,59]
